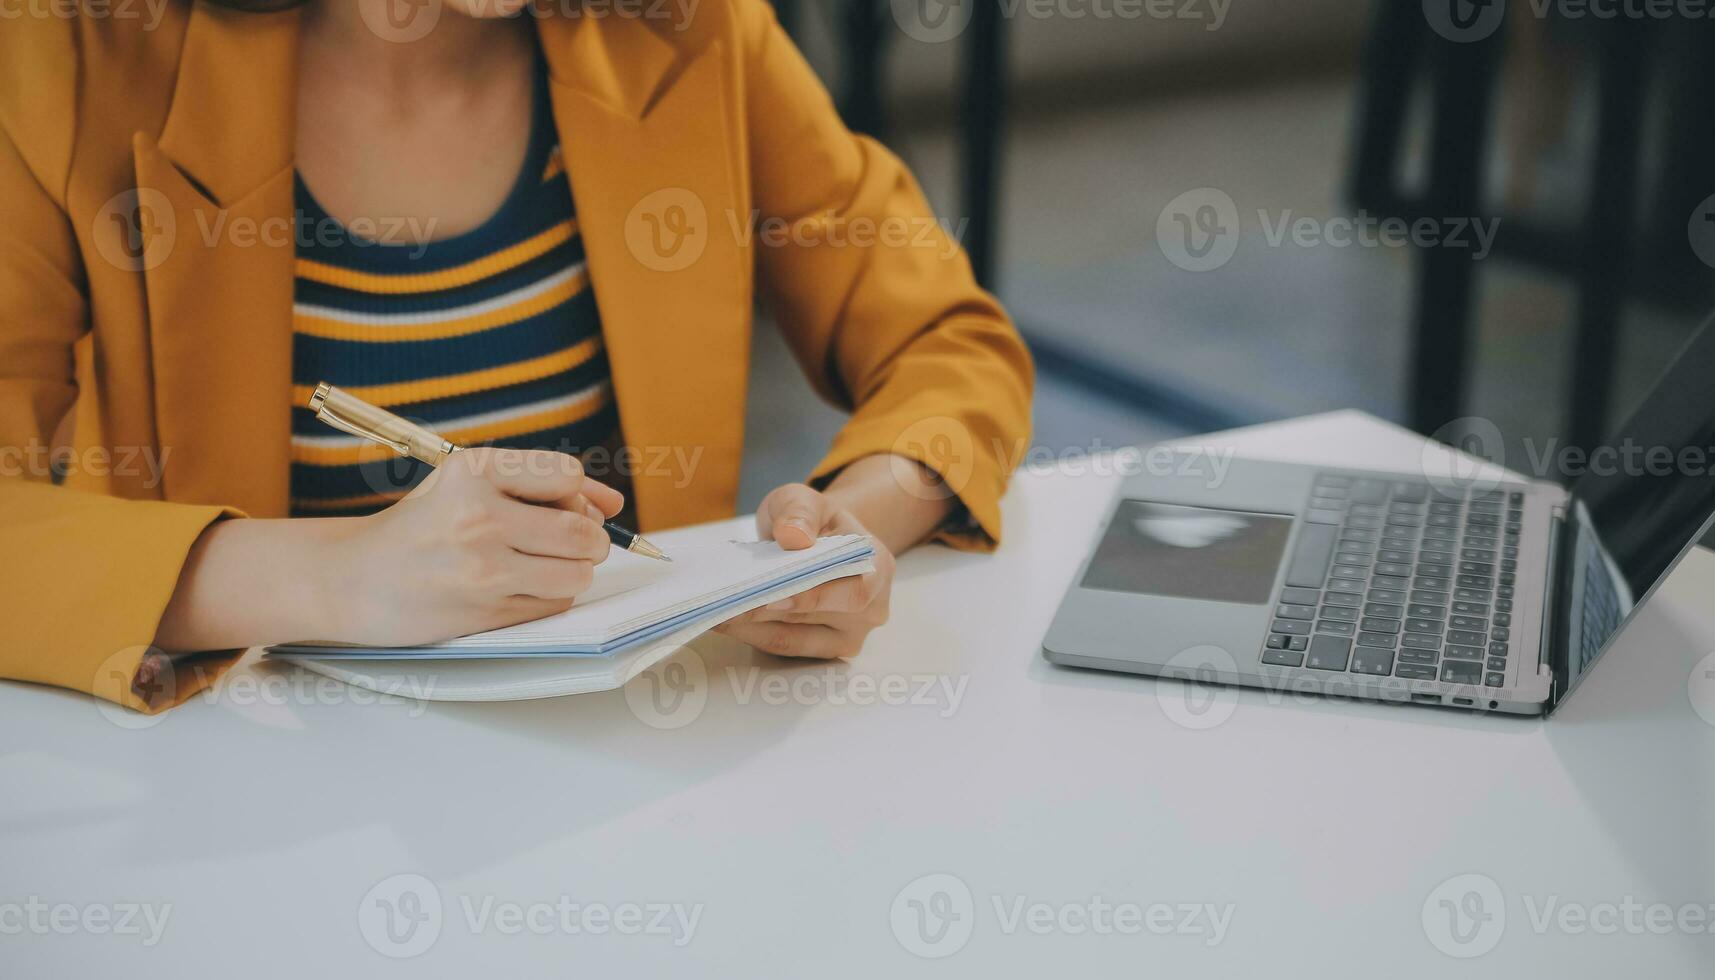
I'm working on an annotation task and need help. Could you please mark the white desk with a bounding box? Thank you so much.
[3,412,1712,977]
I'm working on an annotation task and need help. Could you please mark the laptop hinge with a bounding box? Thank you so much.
[1534,499,1572,712]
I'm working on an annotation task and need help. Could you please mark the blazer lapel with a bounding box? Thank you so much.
[539,15,753,532]
[139,2,298,517]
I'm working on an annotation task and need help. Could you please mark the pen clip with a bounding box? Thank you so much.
[311,385,412,456]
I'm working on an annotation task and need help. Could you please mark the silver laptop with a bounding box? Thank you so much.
[1043,316,1715,716]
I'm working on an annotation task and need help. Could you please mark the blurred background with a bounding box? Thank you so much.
[737,0,1715,511]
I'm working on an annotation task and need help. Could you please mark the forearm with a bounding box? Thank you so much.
[154,517,355,652]
[821,454,954,556]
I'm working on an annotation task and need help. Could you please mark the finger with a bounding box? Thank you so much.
[757,484,831,550]
[474,448,625,516]
[505,554,597,600]
[756,572,878,617]
[714,620,854,659]
[496,500,612,562]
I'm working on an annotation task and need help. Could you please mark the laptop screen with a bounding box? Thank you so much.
[1562,315,1715,690]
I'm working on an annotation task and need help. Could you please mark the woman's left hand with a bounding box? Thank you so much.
[715,482,895,659]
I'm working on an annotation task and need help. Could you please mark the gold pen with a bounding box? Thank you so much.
[308,382,671,562]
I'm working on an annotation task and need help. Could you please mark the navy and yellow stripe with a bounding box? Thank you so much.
[289,73,615,517]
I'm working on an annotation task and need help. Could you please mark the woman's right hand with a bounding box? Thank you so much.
[323,447,623,646]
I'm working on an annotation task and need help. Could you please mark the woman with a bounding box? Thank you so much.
[0,0,1032,712]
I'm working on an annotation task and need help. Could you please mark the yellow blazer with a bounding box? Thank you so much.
[0,0,1032,712]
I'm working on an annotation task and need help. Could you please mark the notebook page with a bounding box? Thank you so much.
[433,535,870,649]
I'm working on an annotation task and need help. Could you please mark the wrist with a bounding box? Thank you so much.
[823,454,956,554]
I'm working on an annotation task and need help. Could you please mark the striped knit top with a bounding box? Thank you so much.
[289,70,616,517]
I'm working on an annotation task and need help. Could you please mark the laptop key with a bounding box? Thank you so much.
[1442,660,1482,684]
[1261,648,1303,667]
[1449,615,1486,631]
[1398,649,1439,665]
[1401,633,1442,650]
[1486,656,1507,670]
[1484,672,1506,687]
[1284,522,1338,589]
[1407,604,1444,619]
[1351,647,1393,675]
[1350,480,1388,504]
[1316,620,1356,636]
[1411,589,1449,606]
[1446,630,1486,646]
[1360,617,1401,634]
[1444,645,1484,661]
[1271,619,1311,635]
[1364,602,1404,618]
[1276,603,1315,620]
[1280,586,1320,605]
[1370,588,1408,604]
[1395,664,1438,680]
[1323,592,1361,607]
[1321,605,1359,622]
[1418,576,1452,591]
[1403,618,1441,634]
[1304,634,1352,671]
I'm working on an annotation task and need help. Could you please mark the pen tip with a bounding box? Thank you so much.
[629,536,673,562]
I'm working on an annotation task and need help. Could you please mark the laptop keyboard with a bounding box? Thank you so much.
[1260,475,1524,687]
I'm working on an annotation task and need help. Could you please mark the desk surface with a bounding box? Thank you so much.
[3,412,1712,977]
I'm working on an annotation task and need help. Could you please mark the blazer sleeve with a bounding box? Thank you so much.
[734,0,1034,550]
[0,113,239,715]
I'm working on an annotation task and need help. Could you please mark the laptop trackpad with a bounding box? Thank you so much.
[1080,500,1293,606]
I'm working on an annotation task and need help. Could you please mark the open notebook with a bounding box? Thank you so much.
[264,535,875,700]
